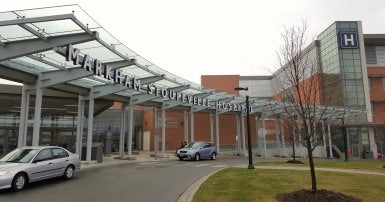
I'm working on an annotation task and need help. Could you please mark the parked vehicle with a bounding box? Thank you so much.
[176,141,217,161]
[0,146,81,191]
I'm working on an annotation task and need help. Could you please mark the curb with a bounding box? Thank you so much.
[177,168,224,202]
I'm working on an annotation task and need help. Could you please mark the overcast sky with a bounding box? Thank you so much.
[2,0,385,84]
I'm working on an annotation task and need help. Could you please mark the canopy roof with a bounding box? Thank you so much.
[0,5,364,119]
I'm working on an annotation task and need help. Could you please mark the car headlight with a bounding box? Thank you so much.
[0,169,13,176]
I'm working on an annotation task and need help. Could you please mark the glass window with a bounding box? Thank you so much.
[371,103,375,115]
[34,149,52,162]
[382,77,385,89]
[52,148,69,159]
[368,77,371,89]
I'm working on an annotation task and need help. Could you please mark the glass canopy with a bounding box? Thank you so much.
[0,5,362,119]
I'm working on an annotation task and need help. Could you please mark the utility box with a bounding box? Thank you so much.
[82,143,104,163]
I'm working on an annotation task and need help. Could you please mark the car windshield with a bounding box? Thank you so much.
[185,142,202,149]
[0,148,39,163]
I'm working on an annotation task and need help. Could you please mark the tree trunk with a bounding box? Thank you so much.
[307,138,317,192]
[292,142,296,162]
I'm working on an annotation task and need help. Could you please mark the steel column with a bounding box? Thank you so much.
[236,115,241,155]
[215,111,220,153]
[322,120,327,158]
[119,103,126,158]
[76,95,85,157]
[241,114,246,156]
[127,104,134,158]
[32,84,43,146]
[190,108,194,142]
[210,113,214,143]
[262,118,267,157]
[328,124,333,158]
[86,95,94,163]
[154,108,159,157]
[275,118,280,156]
[184,111,188,142]
[18,84,29,147]
[161,108,166,156]
[280,118,286,156]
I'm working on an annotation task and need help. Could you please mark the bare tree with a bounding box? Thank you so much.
[272,21,348,193]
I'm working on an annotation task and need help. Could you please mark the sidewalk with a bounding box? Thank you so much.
[80,151,177,171]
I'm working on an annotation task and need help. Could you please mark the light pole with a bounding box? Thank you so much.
[234,87,255,169]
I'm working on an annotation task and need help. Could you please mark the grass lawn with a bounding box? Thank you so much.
[193,167,385,202]
[256,158,385,172]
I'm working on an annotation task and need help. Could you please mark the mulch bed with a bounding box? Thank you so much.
[286,160,304,164]
[276,189,362,202]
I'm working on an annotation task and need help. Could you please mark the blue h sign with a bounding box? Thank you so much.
[339,32,359,49]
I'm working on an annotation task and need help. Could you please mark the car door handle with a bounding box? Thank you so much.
[66,160,69,162]
[49,162,53,165]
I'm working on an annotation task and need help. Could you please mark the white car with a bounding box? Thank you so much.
[0,146,81,191]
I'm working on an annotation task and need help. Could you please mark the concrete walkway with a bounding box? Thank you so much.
[79,151,176,171]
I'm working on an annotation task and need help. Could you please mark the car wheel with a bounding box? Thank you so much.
[211,153,216,160]
[63,165,75,180]
[194,153,200,161]
[12,173,27,192]
[179,157,183,161]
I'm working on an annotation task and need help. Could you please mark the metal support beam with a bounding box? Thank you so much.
[119,103,127,158]
[210,114,214,143]
[130,93,156,105]
[256,116,261,156]
[328,124,333,158]
[184,111,188,142]
[40,67,94,88]
[280,118,286,156]
[27,55,66,70]
[0,32,97,61]
[76,95,85,157]
[0,14,74,26]
[236,115,241,155]
[139,75,164,85]
[154,108,159,157]
[18,23,47,40]
[127,104,134,158]
[190,107,195,142]
[86,93,94,163]
[162,100,182,110]
[54,48,136,70]
[92,83,128,98]
[215,111,220,153]
[32,82,43,146]
[167,85,190,92]
[18,84,30,147]
[191,105,207,113]
[262,118,267,157]
[241,114,246,156]
[275,118,280,156]
[161,108,166,156]
[322,120,327,158]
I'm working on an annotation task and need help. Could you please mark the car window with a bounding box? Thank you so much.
[52,148,69,159]
[0,149,39,163]
[34,149,53,162]
[186,142,202,148]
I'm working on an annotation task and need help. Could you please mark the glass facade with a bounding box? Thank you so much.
[0,109,144,157]
[318,21,369,157]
